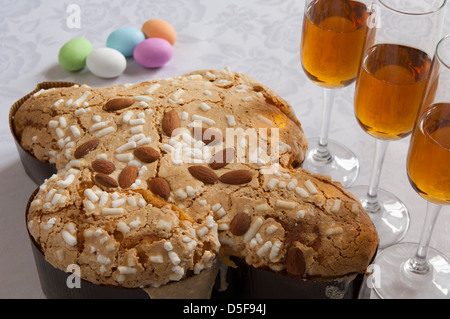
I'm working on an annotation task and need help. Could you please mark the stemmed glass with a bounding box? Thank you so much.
[371,34,450,299]
[300,0,372,188]
[349,0,446,249]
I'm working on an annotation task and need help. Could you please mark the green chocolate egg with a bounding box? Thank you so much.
[58,38,93,71]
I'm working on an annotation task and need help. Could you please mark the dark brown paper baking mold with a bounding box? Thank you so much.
[212,257,365,299]
[9,82,78,185]
[25,188,221,299]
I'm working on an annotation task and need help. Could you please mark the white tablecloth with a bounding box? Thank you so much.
[0,0,449,299]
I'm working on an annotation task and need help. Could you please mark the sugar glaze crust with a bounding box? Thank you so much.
[16,67,378,288]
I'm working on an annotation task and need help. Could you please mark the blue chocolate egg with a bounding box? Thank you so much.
[106,27,145,57]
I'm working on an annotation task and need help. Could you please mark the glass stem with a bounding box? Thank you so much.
[365,139,389,213]
[405,202,442,274]
[313,88,335,162]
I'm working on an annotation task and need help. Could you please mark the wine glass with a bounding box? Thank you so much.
[371,34,450,299]
[349,0,446,249]
[299,0,372,188]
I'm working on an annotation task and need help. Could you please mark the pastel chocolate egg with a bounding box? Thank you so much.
[86,47,127,78]
[106,27,145,57]
[141,19,177,45]
[133,38,173,68]
[58,38,93,71]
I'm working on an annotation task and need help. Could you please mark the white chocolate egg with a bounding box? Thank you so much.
[86,47,127,78]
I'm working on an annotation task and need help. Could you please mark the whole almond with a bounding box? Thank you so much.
[219,170,253,185]
[104,97,134,112]
[74,139,100,159]
[286,246,306,276]
[148,177,171,200]
[209,148,235,170]
[94,173,118,188]
[134,146,160,163]
[188,166,218,184]
[193,127,223,145]
[91,159,116,174]
[118,166,139,189]
[229,212,251,236]
[162,110,180,137]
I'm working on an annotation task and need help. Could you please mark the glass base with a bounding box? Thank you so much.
[301,137,359,188]
[348,185,410,249]
[372,242,450,299]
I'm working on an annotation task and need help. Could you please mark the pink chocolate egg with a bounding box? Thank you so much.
[133,38,173,68]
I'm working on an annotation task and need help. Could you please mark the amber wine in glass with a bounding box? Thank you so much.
[373,102,450,299]
[301,0,368,88]
[349,0,446,249]
[300,0,370,187]
[355,44,432,140]
[407,103,450,205]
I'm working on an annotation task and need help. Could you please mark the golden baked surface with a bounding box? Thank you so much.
[14,68,378,288]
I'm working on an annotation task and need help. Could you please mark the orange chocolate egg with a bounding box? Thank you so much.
[141,19,177,46]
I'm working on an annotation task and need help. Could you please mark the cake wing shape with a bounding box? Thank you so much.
[13,67,378,290]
